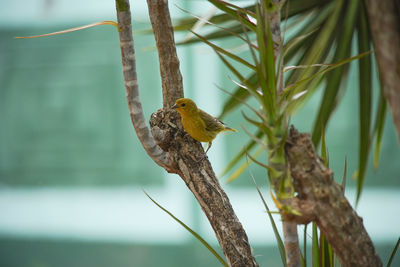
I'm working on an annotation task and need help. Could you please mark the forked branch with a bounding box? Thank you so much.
[115,0,171,169]
[115,0,258,266]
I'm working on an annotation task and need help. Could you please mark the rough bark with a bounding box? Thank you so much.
[365,0,400,144]
[284,126,382,267]
[146,0,183,108]
[281,221,301,267]
[115,0,171,169]
[150,110,258,267]
[115,0,258,266]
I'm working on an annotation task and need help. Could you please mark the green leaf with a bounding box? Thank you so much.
[174,0,331,46]
[328,242,334,267]
[208,0,256,32]
[241,111,273,140]
[320,127,329,167]
[265,10,277,118]
[211,0,256,18]
[215,53,263,107]
[312,0,359,146]
[342,157,347,191]
[312,223,320,267]
[242,124,268,150]
[191,30,256,71]
[302,225,308,267]
[246,149,271,171]
[373,92,387,169]
[283,2,333,65]
[144,191,228,267]
[225,145,264,183]
[175,12,240,35]
[255,4,274,117]
[283,28,319,59]
[219,72,257,119]
[250,175,287,267]
[220,130,263,178]
[356,2,372,205]
[284,1,340,101]
[387,237,400,267]
[282,0,332,18]
[283,51,371,115]
[178,24,249,46]
[320,234,333,267]
[216,84,267,123]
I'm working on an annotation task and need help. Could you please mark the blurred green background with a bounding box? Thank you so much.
[0,0,399,266]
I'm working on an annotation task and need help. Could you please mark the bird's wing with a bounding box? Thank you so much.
[199,109,224,132]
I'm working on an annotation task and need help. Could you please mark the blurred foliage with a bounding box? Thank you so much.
[174,0,393,265]
[176,0,387,205]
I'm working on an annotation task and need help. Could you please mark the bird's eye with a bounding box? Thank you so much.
[181,103,186,107]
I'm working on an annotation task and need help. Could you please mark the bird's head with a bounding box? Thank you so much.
[172,98,198,116]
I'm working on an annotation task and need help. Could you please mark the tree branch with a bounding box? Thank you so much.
[285,126,382,267]
[365,0,400,144]
[115,0,171,169]
[146,0,184,108]
[115,0,258,265]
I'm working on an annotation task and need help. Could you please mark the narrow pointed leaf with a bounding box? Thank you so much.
[242,124,268,150]
[283,2,333,65]
[219,72,257,119]
[264,11,277,114]
[216,53,263,108]
[220,130,263,178]
[216,84,267,122]
[15,21,121,39]
[373,92,387,169]
[179,24,250,45]
[255,4,274,116]
[144,191,228,267]
[328,242,334,267]
[321,127,329,167]
[283,28,319,58]
[225,146,263,183]
[282,0,332,18]
[251,175,287,267]
[241,111,273,140]
[246,150,271,171]
[302,225,308,267]
[283,51,371,115]
[312,222,320,267]
[387,237,400,267]
[356,2,372,205]
[285,1,341,99]
[191,30,256,71]
[342,157,347,191]
[208,0,256,31]
[312,0,359,146]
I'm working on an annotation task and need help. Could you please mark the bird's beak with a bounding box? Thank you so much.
[171,103,178,109]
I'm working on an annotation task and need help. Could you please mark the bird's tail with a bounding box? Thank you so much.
[224,126,237,132]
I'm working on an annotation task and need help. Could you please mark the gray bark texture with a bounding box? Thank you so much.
[284,126,382,267]
[150,110,258,267]
[116,0,258,266]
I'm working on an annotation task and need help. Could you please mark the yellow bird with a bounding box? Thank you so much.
[172,98,237,154]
